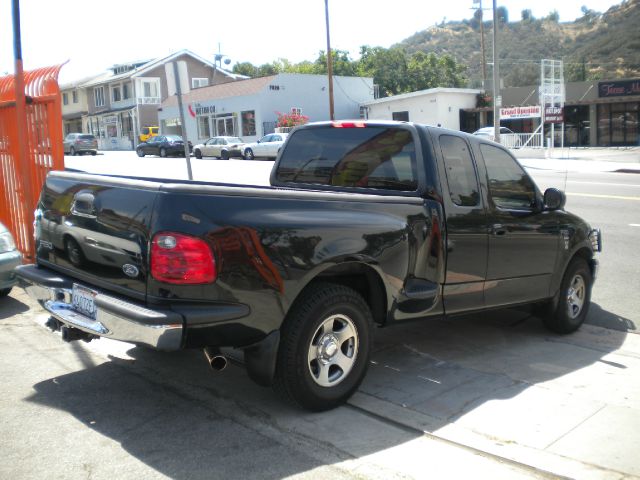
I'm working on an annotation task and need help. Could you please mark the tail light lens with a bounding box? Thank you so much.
[151,232,216,284]
[332,121,366,128]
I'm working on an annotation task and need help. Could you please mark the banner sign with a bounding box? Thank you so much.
[598,80,640,98]
[500,105,541,120]
[544,106,564,123]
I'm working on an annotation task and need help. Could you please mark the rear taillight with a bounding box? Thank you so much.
[151,232,216,284]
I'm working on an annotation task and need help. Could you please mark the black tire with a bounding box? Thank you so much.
[159,147,167,158]
[244,148,254,160]
[221,150,229,160]
[91,151,97,156]
[65,237,85,268]
[542,257,593,334]
[70,147,76,156]
[0,288,11,298]
[273,282,373,412]
[194,149,202,159]
[136,148,145,157]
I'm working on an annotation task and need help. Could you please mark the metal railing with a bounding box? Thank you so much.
[0,65,65,261]
[501,133,544,149]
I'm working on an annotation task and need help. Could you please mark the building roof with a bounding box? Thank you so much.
[361,87,482,106]
[79,49,246,88]
[163,75,278,107]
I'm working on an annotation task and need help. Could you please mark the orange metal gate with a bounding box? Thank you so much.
[0,65,65,262]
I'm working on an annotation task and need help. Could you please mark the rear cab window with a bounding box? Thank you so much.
[274,125,418,192]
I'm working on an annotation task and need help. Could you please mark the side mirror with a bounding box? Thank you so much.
[543,188,566,211]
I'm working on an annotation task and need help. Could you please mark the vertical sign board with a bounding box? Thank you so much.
[544,106,564,123]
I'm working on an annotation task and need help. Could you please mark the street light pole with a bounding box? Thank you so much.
[324,0,335,121]
[492,0,500,143]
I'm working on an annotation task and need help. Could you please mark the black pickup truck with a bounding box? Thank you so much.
[17,121,602,411]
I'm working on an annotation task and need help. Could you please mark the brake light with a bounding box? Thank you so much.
[151,232,216,284]
[332,121,366,128]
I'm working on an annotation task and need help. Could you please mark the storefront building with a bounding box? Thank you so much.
[461,77,640,147]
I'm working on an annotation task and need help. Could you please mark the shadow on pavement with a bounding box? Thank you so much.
[0,295,30,320]
[23,305,630,478]
[585,302,636,332]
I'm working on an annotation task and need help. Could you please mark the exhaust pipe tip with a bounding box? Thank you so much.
[203,347,228,372]
[45,317,61,332]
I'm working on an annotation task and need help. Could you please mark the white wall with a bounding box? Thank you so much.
[365,90,479,130]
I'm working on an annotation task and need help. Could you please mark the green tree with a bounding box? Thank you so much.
[521,9,534,22]
[356,46,410,97]
[497,6,509,23]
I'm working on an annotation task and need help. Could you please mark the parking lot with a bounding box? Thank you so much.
[1,150,639,479]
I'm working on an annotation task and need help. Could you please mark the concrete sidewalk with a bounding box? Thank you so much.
[514,147,640,173]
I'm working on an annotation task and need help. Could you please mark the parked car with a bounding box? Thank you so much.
[136,135,193,157]
[193,136,245,159]
[473,127,522,148]
[63,133,98,156]
[17,121,601,411]
[0,221,21,298]
[242,133,288,160]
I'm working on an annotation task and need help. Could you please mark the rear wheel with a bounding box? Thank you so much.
[274,282,373,411]
[70,147,76,156]
[221,150,229,160]
[542,257,593,334]
[91,151,97,156]
[160,147,167,158]
[136,148,145,157]
[244,148,254,160]
[194,149,202,159]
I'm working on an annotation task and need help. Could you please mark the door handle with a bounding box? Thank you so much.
[492,224,507,236]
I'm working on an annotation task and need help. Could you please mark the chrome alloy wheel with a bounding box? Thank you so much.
[308,314,359,387]
[566,274,586,319]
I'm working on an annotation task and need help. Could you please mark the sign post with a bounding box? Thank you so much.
[166,61,193,180]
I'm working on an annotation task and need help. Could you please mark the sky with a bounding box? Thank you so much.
[0,0,625,84]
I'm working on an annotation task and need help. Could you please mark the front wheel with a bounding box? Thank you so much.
[244,148,254,160]
[194,149,202,159]
[273,282,373,411]
[70,147,76,156]
[542,257,593,334]
[159,147,167,158]
[136,148,145,157]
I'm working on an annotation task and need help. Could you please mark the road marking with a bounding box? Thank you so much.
[567,193,640,201]
[630,224,640,227]
[567,181,640,188]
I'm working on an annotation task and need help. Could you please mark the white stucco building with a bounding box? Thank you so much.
[361,88,481,130]
[159,73,375,142]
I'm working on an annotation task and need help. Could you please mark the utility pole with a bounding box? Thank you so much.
[479,0,487,89]
[324,0,335,120]
[492,0,500,143]
[172,61,193,180]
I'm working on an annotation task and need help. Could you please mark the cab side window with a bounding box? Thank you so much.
[439,135,480,207]
[480,144,537,210]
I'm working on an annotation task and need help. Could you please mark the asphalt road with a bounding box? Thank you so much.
[1,151,638,479]
[527,168,640,332]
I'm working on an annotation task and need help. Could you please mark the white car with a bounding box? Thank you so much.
[242,133,289,160]
[193,136,245,160]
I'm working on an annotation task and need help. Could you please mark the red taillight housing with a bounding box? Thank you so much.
[332,121,366,128]
[151,232,216,284]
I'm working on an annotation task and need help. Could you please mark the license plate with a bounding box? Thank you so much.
[72,284,97,320]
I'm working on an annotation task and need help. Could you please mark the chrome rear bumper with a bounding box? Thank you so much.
[16,264,183,350]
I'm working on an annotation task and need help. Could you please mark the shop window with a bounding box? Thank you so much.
[241,111,256,136]
[198,116,211,139]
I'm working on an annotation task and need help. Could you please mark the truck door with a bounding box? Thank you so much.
[477,143,560,307]
[433,133,488,314]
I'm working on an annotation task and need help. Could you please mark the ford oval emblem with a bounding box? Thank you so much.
[122,264,139,278]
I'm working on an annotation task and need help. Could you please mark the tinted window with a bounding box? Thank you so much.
[276,127,418,191]
[79,135,95,140]
[481,144,537,209]
[439,135,480,207]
